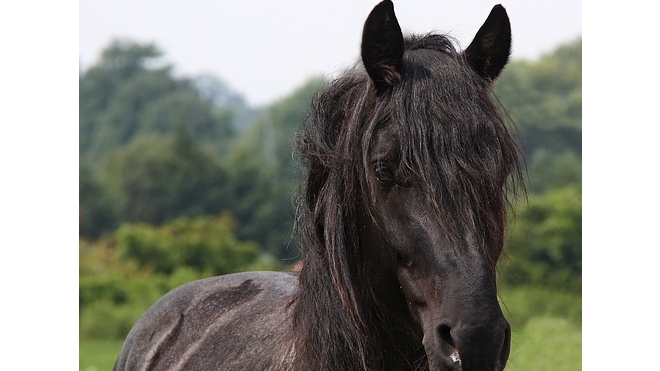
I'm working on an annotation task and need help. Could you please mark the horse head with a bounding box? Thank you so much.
[357,2,519,370]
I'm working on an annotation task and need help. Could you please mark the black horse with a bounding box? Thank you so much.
[114,1,522,370]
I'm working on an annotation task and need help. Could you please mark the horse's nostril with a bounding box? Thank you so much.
[437,324,460,366]
[438,324,455,348]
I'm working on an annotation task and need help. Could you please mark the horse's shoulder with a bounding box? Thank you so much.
[114,271,298,371]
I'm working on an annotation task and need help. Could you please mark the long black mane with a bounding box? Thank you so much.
[291,33,523,370]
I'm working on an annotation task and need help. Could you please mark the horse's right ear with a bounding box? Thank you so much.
[361,0,404,92]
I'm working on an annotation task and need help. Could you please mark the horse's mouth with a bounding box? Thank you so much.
[449,349,462,370]
[449,349,461,365]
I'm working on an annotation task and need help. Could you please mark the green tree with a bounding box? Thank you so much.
[495,38,582,194]
[79,163,120,239]
[80,39,240,163]
[91,68,177,158]
[80,40,165,157]
[80,40,248,239]
[101,127,229,226]
[526,149,582,193]
[222,78,323,259]
[500,185,582,293]
[140,88,234,148]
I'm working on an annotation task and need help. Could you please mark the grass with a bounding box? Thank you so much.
[507,316,582,371]
[79,338,124,371]
[499,286,582,328]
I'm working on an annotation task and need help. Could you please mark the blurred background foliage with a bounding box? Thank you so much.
[79,37,581,369]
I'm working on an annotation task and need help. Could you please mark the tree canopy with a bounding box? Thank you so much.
[495,37,582,193]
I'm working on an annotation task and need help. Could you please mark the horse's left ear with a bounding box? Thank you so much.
[361,0,404,91]
[464,4,511,82]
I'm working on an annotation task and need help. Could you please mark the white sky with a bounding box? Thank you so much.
[79,0,582,106]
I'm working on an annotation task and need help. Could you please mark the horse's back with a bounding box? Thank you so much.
[114,271,298,371]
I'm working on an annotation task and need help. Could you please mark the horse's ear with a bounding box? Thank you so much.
[361,0,404,91]
[464,4,511,82]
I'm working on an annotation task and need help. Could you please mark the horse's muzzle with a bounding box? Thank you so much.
[423,316,511,371]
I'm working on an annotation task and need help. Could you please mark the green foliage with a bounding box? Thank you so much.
[116,214,264,275]
[101,128,229,225]
[79,238,165,339]
[94,68,178,154]
[80,41,167,160]
[496,38,581,193]
[526,149,582,194]
[79,215,283,340]
[496,38,581,134]
[79,40,240,239]
[501,185,582,293]
[79,41,163,121]
[79,163,120,239]
[222,78,324,259]
[80,40,234,163]
[140,88,229,138]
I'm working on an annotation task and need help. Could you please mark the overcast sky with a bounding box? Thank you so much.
[79,0,581,107]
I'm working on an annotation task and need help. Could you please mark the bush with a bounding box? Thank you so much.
[79,213,284,340]
[500,185,582,293]
[80,300,147,340]
[115,213,270,275]
[79,267,191,340]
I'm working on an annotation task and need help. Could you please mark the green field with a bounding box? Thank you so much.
[80,316,580,371]
[507,316,582,371]
[80,339,123,371]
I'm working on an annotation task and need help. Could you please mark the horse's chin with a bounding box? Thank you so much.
[425,347,507,371]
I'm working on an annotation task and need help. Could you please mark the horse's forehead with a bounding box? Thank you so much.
[401,56,485,99]
[371,122,400,146]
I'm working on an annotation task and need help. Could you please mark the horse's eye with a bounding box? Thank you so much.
[374,161,395,188]
[394,249,413,268]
